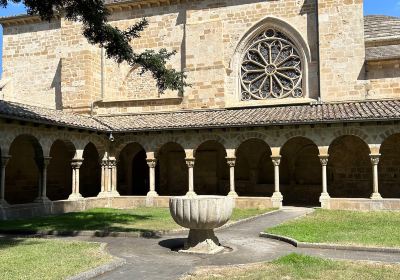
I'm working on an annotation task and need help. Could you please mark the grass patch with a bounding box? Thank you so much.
[0,207,274,233]
[266,209,400,248]
[0,238,112,280]
[182,253,400,280]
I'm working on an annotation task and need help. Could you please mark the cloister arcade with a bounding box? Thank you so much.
[1,123,400,213]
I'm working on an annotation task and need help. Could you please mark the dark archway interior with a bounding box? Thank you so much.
[80,143,101,198]
[156,142,187,196]
[235,139,274,197]
[194,141,229,195]
[47,140,75,201]
[131,149,149,195]
[379,134,400,198]
[280,137,321,206]
[5,135,42,204]
[328,135,372,198]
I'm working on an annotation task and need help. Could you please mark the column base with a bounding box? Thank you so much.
[271,192,283,208]
[371,192,383,200]
[68,193,83,201]
[180,229,224,255]
[0,199,9,207]
[228,191,238,197]
[34,196,51,204]
[185,191,197,197]
[147,191,159,197]
[110,190,120,197]
[97,191,111,198]
[319,193,331,209]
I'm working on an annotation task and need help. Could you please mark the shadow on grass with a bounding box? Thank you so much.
[0,236,43,249]
[0,209,168,238]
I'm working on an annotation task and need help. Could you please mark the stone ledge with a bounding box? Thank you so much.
[67,243,127,280]
[259,232,400,254]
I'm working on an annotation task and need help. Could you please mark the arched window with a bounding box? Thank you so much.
[240,28,303,100]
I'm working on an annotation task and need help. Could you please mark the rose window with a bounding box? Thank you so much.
[240,29,303,100]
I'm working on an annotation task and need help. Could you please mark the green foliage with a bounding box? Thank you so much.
[1,0,189,93]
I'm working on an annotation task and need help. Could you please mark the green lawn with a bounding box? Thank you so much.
[182,253,400,280]
[0,238,112,280]
[0,207,274,233]
[266,209,400,248]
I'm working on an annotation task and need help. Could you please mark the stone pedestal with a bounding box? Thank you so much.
[184,229,224,254]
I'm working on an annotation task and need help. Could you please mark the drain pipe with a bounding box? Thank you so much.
[316,0,322,103]
[91,47,105,115]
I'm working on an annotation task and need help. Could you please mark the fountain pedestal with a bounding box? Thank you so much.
[169,195,234,254]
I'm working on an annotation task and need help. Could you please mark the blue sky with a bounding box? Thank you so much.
[0,0,399,75]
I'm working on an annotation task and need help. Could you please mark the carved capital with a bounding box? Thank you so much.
[146,158,157,168]
[71,159,83,169]
[1,155,11,167]
[319,155,329,166]
[185,158,195,168]
[43,157,52,167]
[271,155,281,166]
[370,154,380,165]
[226,157,236,167]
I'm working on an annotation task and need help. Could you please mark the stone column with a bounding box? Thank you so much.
[370,154,382,200]
[319,155,331,208]
[226,157,238,197]
[271,156,283,208]
[146,158,158,197]
[185,157,196,196]
[110,158,119,196]
[98,159,110,197]
[35,157,51,203]
[68,159,83,200]
[0,156,11,206]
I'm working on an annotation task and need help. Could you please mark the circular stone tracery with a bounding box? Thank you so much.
[240,29,303,100]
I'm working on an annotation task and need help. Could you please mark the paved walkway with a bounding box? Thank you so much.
[58,207,400,280]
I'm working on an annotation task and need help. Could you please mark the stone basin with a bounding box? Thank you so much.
[169,195,234,254]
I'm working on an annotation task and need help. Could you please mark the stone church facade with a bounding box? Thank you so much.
[0,0,399,219]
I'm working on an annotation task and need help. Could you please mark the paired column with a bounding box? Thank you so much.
[185,157,196,196]
[146,158,158,197]
[0,156,11,206]
[226,157,238,197]
[35,157,51,203]
[319,155,330,208]
[68,159,83,200]
[370,154,382,200]
[99,157,119,197]
[271,155,283,208]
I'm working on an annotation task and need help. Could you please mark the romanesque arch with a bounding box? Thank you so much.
[194,140,229,195]
[280,136,320,206]
[156,142,187,196]
[117,142,149,196]
[379,133,400,198]
[328,135,372,198]
[80,142,101,198]
[5,134,43,204]
[235,138,274,197]
[47,139,76,201]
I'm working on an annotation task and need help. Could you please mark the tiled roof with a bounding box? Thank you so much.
[366,44,400,61]
[1,100,400,132]
[0,100,109,131]
[364,15,400,41]
[96,100,400,132]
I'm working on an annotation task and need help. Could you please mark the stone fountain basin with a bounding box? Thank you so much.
[169,195,234,254]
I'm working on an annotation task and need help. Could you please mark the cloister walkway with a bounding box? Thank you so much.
[50,207,400,280]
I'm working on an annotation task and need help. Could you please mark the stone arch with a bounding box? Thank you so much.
[114,135,153,158]
[5,134,44,204]
[156,142,187,196]
[47,139,76,201]
[330,128,370,147]
[154,137,189,158]
[281,130,322,148]
[235,138,274,197]
[230,16,312,102]
[194,140,229,195]
[80,142,101,198]
[233,132,271,150]
[378,133,400,198]
[117,142,149,196]
[193,135,228,156]
[280,136,321,205]
[328,135,372,198]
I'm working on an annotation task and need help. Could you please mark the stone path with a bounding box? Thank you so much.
[57,207,400,280]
